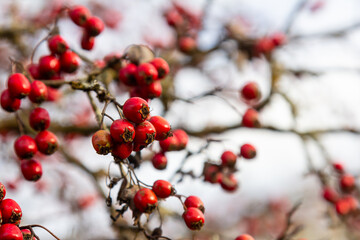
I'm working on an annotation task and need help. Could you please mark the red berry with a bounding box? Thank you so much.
[29,107,50,131]
[173,129,188,150]
[152,180,174,198]
[182,207,205,230]
[143,81,162,99]
[240,82,261,102]
[340,174,355,192]
[48,35,68,55]
[240,144,256,159]
[185,196,205,213]
[60,51,80,73]
[134,188,158,213]
[29,81,48,103]
[0,182,6,201]
[271,32,286,47]
[46,87,61,102]
[129,87,149,101]
[235,234,255,240]
[110,119,135,143]
[152,152,167,170]
[135,63,158,85]
[149,116,171,141]
[242,109,260,128]
[14,135,38,159]
[35,130,58,155]
[91,130,113,155]
[123,97,150,124]
[159,135,179,152]
[335,198,351,215]
[81,32,95,50]
[333,162,344,173]
[255,37,275,55]
[1,89,21,112]
[134,121,156,147]
[119,63,137,86]
[0,199,22,224]
[150,58,169,79]
[69,5,91,27]
[179,37,196,53]
[85,16,105,36]
[27,64,40,79]
[38,55,60,78]
[165,9,183,27]
[7,73,31,99]
[0,224,23,240]
[204,164,222,184]
[112,142,133,159]
[220,174,238,192]
[322,187,338,203]
[21,229,36,240]
[221,150,237,168]
[21,159,43,181]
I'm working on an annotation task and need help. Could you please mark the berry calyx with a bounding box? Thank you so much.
[221,150,237,168]
[242,108,260,128]
[1,89,21,112]
[14,135,38,159]
[29,80,48,103]
[110,119,135,143]
[182,207,205,230]
[60,51,80,73]
[38,55,60,78]
[29,107,50,131]
[149,116,171,141]
[69,5,91,27]
[111,142,133,160]
[92,130,113,155]
[7,73,31,99]
[150,58,169,79]
[240,144,256,159]
[240,82,261,102]
[134,188,158,213]
[48,35,69,55]
[35,130,58,155]
[0,199,22,224]
[0,182,6,201]
[184,196,205,213]
[151,152,167,170]
[85,16,105,36]
[123,97,150,124]
[0,224,23,240]
[152,180,174,198]
[135,63,158,85]
[21,159,43,181]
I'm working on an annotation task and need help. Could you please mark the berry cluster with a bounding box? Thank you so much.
[118,57,169,100]
[239,81,261,127]
[322,163,359,216]
[203,144,256,192]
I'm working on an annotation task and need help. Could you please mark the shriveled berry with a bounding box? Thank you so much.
[152,152,167,170]
[240,82,261,102]
[322,187,339,203]
[119,63,137,86]
[7,73,31,99]
[242,109,260,128]
[85,16,105,36]
[0,182,6,201]
[38,55,60,78]
[159,135,179,152]
[149,116,171,141]
[173,129,188,150]
[14,135,38,159]
[21,159,42,181]
[112,142,133,159]
[29,107,50,131]
[69,5,91,27]
[92,130,113,155]
[1,89,21,112]
[48,35,68,55]
[135,63,158,85]
[134,188,158,213]
[235,234,255,240]
[81,32,95,50]
[60,51,80,73]
[35,130,58,155]
[240,144,256,159]
[340,174,355,192]
[110,119,135,143]
[0,224,23,240]
[0,199,22,224]
[182,207,205,230]
[220,174,238,192]
[134,121,156,146]
[29,81,48,103]
[221,150,237,168]
[123,97,150,124]
[152,180,174,198]
[185,196,205,213]
[150,58,169,79]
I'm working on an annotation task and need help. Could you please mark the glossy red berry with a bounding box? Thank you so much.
[81,32,95,50]
[0,224,23,240]
[159,135,179,152]
[7,73,31,99]
[134,188,158,213]
[143,81,162,99]
[173,129,188,150]
[29,81,48,103]
[149,116,171,141]
[69,5,91,27]
[135,63,158,85]
[110,119,135,143]
[179,37,196,53]
[48,35,68,55]
[185,196,205,213]
[85,16,105,36]
[340,174,355,192]
[29,107,50,131]
[322,187,338,203]
[27,64,40,79]
[0,199,22,224]
[134,121,156,146]
[152,180,174,198]
[242,109,260,128]
[241,82,261,102]
[38,55,60,78]
[60,51,80,73]
[333,162,344,174]
[112,142,133,159]
[235,234,255,240]
[14,135,38,159]
[0,182,6,201]
[150,58,169,79]
[152,152,167,170]
[1,89,21,112]
[220,174,238,192]
[182,207,205,230]
[240,144,256,159]
[119,63,137,86]
[21,159,42,181]
[92,130,113,155]
[35,130,58,155]
[123,97,150,124]
[204,164,222,184]
[221,151,237,168]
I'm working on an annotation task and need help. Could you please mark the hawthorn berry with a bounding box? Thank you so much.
[340,174,355,192]
[48,35,68,55]
[123,97,150,124]
[1,89,21,112]
[242,108,260,128]
[81,32,95,50]
[240,144,256,159]
[7,73,31,99]
[134,188,158,213]
[46,87,61,102]
[151,152,167,170]
[60,51,80,73]
[29,81,48,103]
[152,180,174,198]
[322,187,338,203]
[110,119,135,143]
[0,182,6,201]
[204,164,222,184]
[85,16,105,36]
[0,224,23,240]
[149,116,171,141]
[165,9,183,27]
[235,234,255,240]
[220,174,238,192]
[135,63,158,85]
[129,87,148,101]
[134,121,156,146]
[185,196,205,213]
[333,162,344,174]
[29,107,50,131]
[221,150,237,168]
[182,207,205,230]
[271,32,286,47]
[91,130,113,155]
[35,130,58,155]
[38,55,60,78]
[143,81,162,99]
[150,58,169,79]
[173,129,188,150]
[21,229,36,240]
[159,135,179,152]
[179,36,196,53]
[111,142,133,160]
[0,199,22,224]
[14,135,38,159]
[240,82,261,102]
[335,198,351,215]
[254,37,275,56]
[27,64,40,79]
[69,5,91,27]
[118,63,137,86]
[21,159,43,181]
